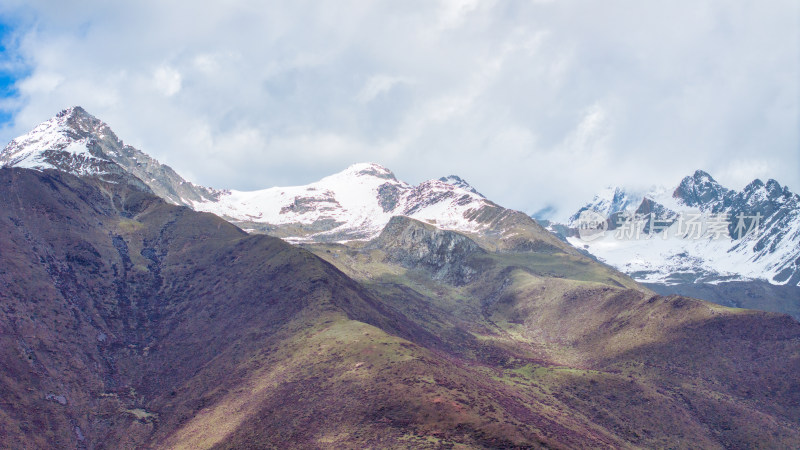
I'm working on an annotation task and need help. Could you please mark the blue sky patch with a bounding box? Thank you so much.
[0,20,24,125]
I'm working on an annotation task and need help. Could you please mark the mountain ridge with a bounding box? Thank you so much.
[565,170,800,285]
[558,170,800,318]
[1,107,568,254]
[5,108,797,291]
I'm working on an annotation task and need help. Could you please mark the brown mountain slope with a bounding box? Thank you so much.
[306,216,800,448]
[0,168,670,448]
[1,169,799,448]
[0,169,482,447]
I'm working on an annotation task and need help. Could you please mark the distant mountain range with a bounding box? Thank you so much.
[550,170,800,318]
[5,107,797,288]
[562,170,800,286]
[2,107,800,448]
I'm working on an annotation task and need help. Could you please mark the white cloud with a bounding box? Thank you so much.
[17,72,62,94]
[563,103,611,158]
[717,159,774,190]
[355,75,409,104]
[437,0,483,30]
[0,0,796,219]
[153,66,182,97]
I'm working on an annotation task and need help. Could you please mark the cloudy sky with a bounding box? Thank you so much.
[0,0,797,219]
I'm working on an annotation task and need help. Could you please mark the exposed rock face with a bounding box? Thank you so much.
[279,193,340,214]
[377,182,402,212]
[370,216,485,285]
[672,169,730,208]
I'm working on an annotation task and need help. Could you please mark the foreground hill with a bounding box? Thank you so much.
[2,168,799,448]
[0,168,451,447]
[305,216,800,448]
[2,106,800,448]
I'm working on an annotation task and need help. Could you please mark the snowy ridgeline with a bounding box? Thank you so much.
[190,163,492,242]
[4,107,797,286]
[565,171,800,286]
[1,107,498,244]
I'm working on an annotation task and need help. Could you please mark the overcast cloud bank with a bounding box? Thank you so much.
[0,0,797,219]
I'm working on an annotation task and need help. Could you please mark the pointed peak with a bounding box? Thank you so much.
[1,106,120,173]
[765,178,782,190]
[51,106,102,126]
[691,169,715,181]
[57,106,89,118]
[52,106,110,133]
[745,178,765,190]
[676,169,723,190]
[8,106,113,147]
[594,185,627,199]
[673,169,729,208]
[337,162,397,180]
[439,175,465,184]
[438,175,484,197]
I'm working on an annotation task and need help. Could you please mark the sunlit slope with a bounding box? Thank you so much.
[307,216,800,448]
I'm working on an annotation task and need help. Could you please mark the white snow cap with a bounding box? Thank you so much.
[0,106,112,175]
[191,161,493,242]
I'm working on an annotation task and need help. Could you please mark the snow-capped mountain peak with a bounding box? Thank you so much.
[567,186,679,227]
[438,175,484,197]
[335,162,398,180]
[191,161,498,242]
[0,106,116,175]
[566,170,800,287]
[3,108,570,254]
[672,169,730,210]
[1,107,219,205]
[568,185,654,226]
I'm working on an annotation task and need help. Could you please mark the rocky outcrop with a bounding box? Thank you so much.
[672,170,730,208]
[369,216,485,285]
